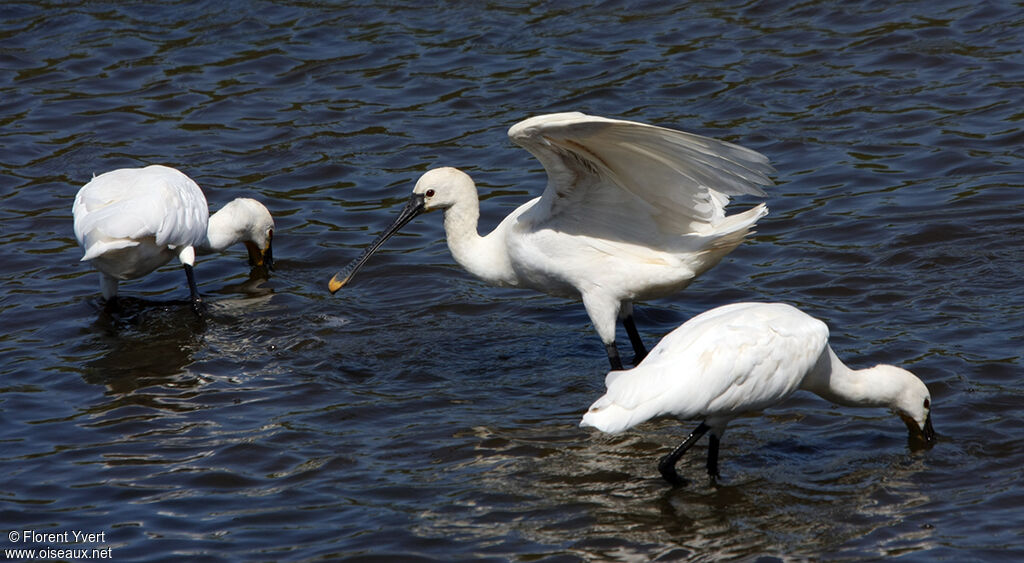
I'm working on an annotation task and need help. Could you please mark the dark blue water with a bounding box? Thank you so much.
[2,1,1022,561]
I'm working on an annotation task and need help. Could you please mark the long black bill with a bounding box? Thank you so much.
[264,230,275,271]
[922,413,936,445]
[329,193,425,293]
[905,412,937,450]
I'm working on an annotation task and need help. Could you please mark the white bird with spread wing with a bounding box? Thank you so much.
[581,302,936,485]
[330,112,773,368]
[73,164,274,313]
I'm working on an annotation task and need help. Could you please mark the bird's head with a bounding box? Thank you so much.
[413,167,475,212]
[882,365,936,447]
[208,198,275,270]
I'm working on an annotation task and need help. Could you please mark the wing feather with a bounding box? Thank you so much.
[582,303,829,433]
[508,112,773,237]
[73,165,209,259]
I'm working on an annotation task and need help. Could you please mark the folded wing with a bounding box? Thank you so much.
[73,165,209,260]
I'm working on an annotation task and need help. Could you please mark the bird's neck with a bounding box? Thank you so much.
[201,207,244,252]
[801,347,898,409]
[442,200,516,287]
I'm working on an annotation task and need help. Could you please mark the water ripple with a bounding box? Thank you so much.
[1,0,1022,560]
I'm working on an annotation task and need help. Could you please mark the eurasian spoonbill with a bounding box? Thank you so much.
[581,302,936,485]
[329,112,773,369]
[73,164,275,313]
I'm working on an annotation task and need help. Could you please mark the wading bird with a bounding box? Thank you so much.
[73,164,275,313]
[581,302,936,486]
[329,112,773,369]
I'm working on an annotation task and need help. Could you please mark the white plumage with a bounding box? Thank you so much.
[581,302,936,485]
[73,164,275,311]
[330,112,773,368]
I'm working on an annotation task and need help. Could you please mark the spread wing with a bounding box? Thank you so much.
[507,112,773,242]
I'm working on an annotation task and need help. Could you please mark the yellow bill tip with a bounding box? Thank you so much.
[328,274,348,294]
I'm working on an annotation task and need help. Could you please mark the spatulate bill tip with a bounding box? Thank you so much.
[328,274,349,294]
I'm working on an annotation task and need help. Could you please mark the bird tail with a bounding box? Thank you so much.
[581,396,648,433]
[709,203,767,249]
[580,369,671,433]
[81,238,140,261]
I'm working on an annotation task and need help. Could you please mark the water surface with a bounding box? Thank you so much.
[1,1,1022,561]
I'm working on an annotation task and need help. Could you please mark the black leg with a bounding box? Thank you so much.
[103,294,120,314]
[658,422,711,486]
[706,432,720,479]
[622,313,648,364]
[605,343,624,371]
[183,264,204,315]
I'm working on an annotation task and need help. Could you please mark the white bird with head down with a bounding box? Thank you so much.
[329,112,773,369]
[581,302,936,486]
[73,164,275,312]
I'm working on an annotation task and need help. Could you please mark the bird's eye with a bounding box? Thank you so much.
[425,189,435,198]
[924,398,930,409]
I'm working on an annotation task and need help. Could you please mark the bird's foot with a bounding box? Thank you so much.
[190,296,206,317]
[102,295,121,315]
[658,455,687,487]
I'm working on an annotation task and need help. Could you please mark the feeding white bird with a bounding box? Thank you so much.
[581,302,936,486]
[73,164,275,312]
[329,112,773,368]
